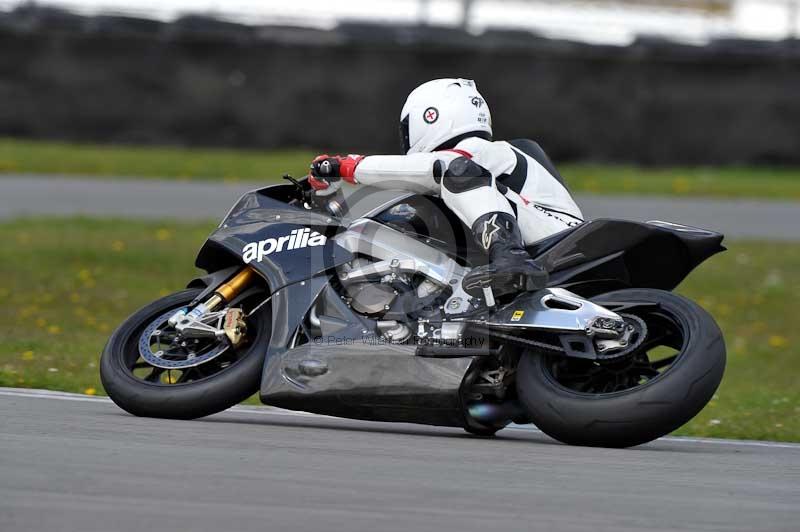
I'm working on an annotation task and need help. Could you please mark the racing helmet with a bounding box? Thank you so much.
[399,78,492,154]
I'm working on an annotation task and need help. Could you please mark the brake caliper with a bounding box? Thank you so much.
[223,308,247,348]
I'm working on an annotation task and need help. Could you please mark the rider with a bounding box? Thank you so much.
[308,78,583,298]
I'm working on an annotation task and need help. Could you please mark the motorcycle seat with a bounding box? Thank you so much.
[525,225,579,259]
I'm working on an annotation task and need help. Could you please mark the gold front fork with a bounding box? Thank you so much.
[204,266,258,311]
[200,266,258,347]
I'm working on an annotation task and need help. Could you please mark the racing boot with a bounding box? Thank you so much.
[462,212,549,299]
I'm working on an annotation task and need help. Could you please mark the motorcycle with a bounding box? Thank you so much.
[100,176,726,447]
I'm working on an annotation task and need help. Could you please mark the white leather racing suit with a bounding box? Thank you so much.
[351,136,584,244]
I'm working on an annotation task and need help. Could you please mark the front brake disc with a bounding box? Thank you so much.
[138,309,230,369]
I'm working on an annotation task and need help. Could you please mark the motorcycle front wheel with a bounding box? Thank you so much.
[516,288,725,448]
[100,288,271,420]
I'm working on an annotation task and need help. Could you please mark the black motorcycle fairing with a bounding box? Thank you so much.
[194,188,352,292]
[538,219,725,296]
[261,342,476,427]
[264,274,331,362]
[224,184,332,224]
[260,279,479,427]
[525,226,578,258]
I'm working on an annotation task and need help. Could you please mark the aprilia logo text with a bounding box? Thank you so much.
[242,228,327,264]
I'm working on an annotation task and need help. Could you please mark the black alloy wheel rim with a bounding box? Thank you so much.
[544,309,686,395]
[122,294,262,387]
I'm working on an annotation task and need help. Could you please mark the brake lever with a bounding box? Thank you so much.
[283,174,317,207]
[282,173,303,194]
[282,173,341,215]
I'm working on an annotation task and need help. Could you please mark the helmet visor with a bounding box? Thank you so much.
[399,115,410,154]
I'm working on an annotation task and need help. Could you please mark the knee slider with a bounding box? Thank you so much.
[442,157,492,194]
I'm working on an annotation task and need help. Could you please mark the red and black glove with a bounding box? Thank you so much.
[308,154,363,193]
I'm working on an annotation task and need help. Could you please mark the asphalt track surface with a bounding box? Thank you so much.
[1,388,799,532]
[1,175,799,240]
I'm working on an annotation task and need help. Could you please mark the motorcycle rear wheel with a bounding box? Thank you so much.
[516,289,725,448]
[100,288,271,420]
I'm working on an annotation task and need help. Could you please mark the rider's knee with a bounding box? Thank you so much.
[442,157,492,194]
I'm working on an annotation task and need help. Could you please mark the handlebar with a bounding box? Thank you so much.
[282,174,344,218]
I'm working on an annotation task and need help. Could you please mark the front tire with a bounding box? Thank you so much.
[100,288,271,420]
[517,289,725,448]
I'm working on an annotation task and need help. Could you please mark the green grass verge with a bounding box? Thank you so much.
[0,138,314,184]
[0,217,797,441]
[2,138,800,199]
[0,218,217,394]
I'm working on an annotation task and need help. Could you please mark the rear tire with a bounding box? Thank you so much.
[517,289,725,448]
[100,288,271,420]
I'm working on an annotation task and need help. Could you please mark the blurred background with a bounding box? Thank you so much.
[1,0,800,162]
[0,0,798,442]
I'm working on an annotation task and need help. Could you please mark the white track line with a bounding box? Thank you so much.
[2,387,799,450]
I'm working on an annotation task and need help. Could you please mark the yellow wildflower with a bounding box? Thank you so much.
[768,335,788,349]
[671,177,690,193]
[20,305,39,318]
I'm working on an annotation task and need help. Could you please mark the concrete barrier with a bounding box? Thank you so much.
[1,6,799,164]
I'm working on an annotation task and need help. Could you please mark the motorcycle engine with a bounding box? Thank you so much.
[338,258,442,316]
[346,282,397,315]
[332,219,472,339]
